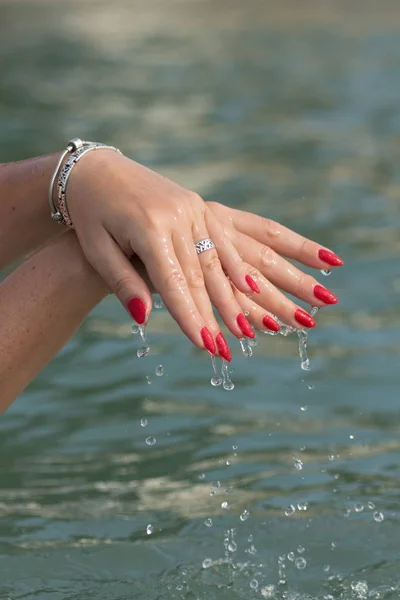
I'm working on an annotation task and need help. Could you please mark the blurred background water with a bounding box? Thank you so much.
[1,1,400,598]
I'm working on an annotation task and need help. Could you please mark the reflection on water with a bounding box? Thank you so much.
[1,1,400,598]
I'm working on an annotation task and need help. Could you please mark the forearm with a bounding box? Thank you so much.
[0,153,66,269]
[0,231,108,413]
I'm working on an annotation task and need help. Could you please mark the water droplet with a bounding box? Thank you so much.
[368,501,375,510]
[198,472,206,480]
[154,294,163,309]
[250,579,259,590]
[248,544,257,554]
[228,541,237,552]
[300,405,308,411]
[308,384,315,390]
[297,545,305,554]
[202,558,213,569]
[232,444,238,450]
[373,511,384,523]
[295,557,307,569]
[137,346,150,358]
[211,481,221,490]
[285,505,296,516]
[204,518,213,527]
[221,359,235,391]
[354,503,364,513]
[323,564,331,573]
[331,542,337,549]
[140,418,148,427]
[146,524,153,535]
[297,502,308,511]
[349,434,355,440]
[293,456,303,470]
[225,459,231,466]
[155,365,164,376]
[240,509,250,521]
[138,324,147,343]
[239,337,253,358]
[145,436,156,446]
[221,501,230,510]
[209,490,216,497]
[209,354,222,387]
[321,269,332,276]
[248,334,258,347]
[248,534,253,542]
[145,375,152,384]
[131,324,139,334]
[261,585,276,598]
[288,552,295,562]
[328,454,335,461]
[297,329,311,370]
[310,306,319,317]
[344,508,351,518]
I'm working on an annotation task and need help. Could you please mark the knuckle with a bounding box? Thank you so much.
[113,275,136,297]
[186,266,205,289]
[164,269,187,291]
[203,253,222,274]
[263,218,281,238]
[259,245,276,267]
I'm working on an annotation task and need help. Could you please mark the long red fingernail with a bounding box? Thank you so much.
[201,327,216,355]
[216,332,232,362]
[294,309,316,328]
[127,297,146,324]
[237,313,255,338]
[245,275,260,294]
[262,315,280,332]
[318,248,344,267]
[314,284,338,305]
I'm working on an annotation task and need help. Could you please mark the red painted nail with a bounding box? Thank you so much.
[237,313,255,338]
[127,297,146,324]
[216,332,232,362]
[262,315,281,332]
[314,284,338,305]
[294,309,316,328]
[245,274,260,294]
[201,327,216,355]
[318,248,344,267]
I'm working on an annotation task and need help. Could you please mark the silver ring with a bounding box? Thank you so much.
[195,238,215,255]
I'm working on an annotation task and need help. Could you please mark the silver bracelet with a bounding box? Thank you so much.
[55,140,122,228]
[49,138,86,223]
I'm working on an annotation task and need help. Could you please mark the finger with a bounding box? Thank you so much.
[192,226,255,343]
[80,230,152,324]
[133,235,217,355]
[205,208,263,296]
[172,231,229,358]
[232,287,281,334]
[233,232,339,308]
[228,208,344,269]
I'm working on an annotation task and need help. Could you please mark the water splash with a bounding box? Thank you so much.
[221,359,235,391]
[210,354,222,386]
[239,337,253,358]
[297,329,311,370]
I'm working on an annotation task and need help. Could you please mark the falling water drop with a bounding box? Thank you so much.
[140,418,148,427]
[310,306,319,318]
[250,579,259,590]
[145,436,156,446]
[154,294,163,309]
[297,329,311,370]
[285,505,296,516]
[204,518,213,527]
[373,511,384,522]
[248,334,258,347]
[155,365,164,376]
[202,558,213,569]
[131,324,139,335]
[210,355,222,387]
[295,557,307,569]
[239,338,253,358]
[137,346,150,358]
[221,360,235,391]
[146,524,153,535]
[138,325,147,343]
[288,552,295,562]
[321,269,332,276]
[221,501,231,510]
[240,509,250,521]
[261,585,276,598]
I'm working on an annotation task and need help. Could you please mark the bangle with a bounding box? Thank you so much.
[49,138,85,223]
[50,139,122,227]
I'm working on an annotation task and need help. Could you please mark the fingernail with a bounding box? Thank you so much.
[294,308,316,328]
[127,297,146,324]
[201,327,216,355]
[245,274,260,294]
[314,284,338,305]
[216,332,232,362]
[318,248,344,267]
[237,313,255,338]
[262,315,280,332]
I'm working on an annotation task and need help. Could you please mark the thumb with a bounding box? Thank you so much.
[82,231,152,325]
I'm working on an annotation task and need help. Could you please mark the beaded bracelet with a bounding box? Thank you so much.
[49,138,121,228]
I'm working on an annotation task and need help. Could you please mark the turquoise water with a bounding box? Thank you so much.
[1,2,400,598]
